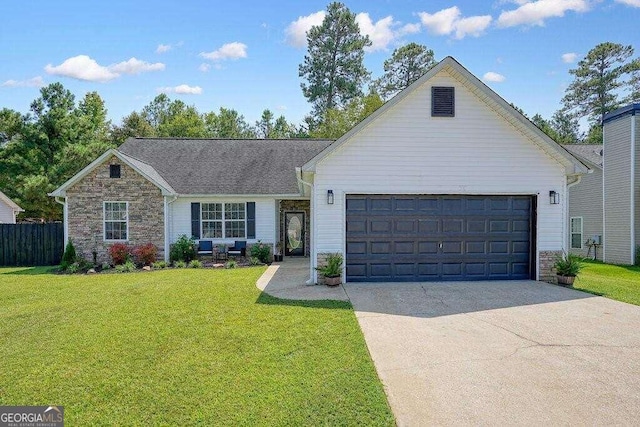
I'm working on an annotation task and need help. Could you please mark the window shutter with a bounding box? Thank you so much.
[431,86,455,117]
[246,202,256,239]
[191,203,201,239]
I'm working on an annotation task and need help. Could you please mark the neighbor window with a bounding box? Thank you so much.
[110,164,121,178]
[200,203,246,238]
[104,202,128,240]
[201,203,223,238]
[570,217,583,249]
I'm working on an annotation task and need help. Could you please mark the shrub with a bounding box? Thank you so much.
[554,253,583,277]
[115,260,136,273]
[188,260,203,268]
[249,257,262,266]
[60,240,77,270]
[133,243,158,266]
[315,253,343,278]
[225,259,237,269]
[76,257,93,272]
[250,241,271,264]
[170,235,196,263]
[152,260,167,269]
[101,262,112,271]
[109,243,131,266]
[173,260,187,268]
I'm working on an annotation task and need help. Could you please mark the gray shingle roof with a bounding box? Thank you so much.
[117,138,334,195]
[563,144,603,168]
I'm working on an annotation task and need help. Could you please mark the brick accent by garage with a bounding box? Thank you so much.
[65,155,165,264]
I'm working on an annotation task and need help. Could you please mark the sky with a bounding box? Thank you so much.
[1,0,639,128]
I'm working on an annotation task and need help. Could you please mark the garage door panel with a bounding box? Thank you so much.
[346,195,532,282]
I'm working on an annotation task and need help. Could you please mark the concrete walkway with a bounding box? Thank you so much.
[256,257,348,301]
[345,280,640,426]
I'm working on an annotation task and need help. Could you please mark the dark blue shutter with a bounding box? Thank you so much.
[246,202,255,239]
[191,203,201,239]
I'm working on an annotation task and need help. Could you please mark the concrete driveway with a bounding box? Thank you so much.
[344,280,640,426]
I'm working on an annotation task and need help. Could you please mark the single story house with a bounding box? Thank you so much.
[50,56,589,283]
[0,190,24,223]
[564,144,603,261]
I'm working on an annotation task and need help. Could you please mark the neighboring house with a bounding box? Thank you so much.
[50,57,588,283]
[0,190,24,223]
[602,104,640,265]
[564,144,604,261]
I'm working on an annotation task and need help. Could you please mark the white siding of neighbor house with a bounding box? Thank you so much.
[168,196,276,245]
[604,116,634,264]
[635,115,639,262]
[312,70,567,279]
[568,167,603,260]
[0,201,16,223]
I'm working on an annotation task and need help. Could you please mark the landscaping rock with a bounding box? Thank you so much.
[87,268,96,274]
[142,266,152,271]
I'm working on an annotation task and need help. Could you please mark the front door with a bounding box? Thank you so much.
[285,212,305,256]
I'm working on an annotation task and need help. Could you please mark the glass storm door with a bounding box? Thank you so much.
[285,212,305,256]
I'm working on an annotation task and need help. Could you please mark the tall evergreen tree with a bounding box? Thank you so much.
[299,2,371,120]
[373,43,436,100]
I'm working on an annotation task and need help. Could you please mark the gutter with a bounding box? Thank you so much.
[164,195,178,262]
[296,167,316,285]
[53,196,68,247]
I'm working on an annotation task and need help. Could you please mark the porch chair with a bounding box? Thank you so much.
[227,241,247,257]
[197,240,214,258]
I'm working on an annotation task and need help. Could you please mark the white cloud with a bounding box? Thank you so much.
[1,76,44,88]
[156,44,172,53]
[200,42,248,61]
[497,0,590,28]
[276,105,287,111]
[355,13,396,52]
[418,6,492,39]
[285,11,326,47]
[483,71,506,82]
[110,57,165,74]
[45,55,120,82]
[44,55,165,82]
[157,84,203,95]
[398,22,421,35]
[199,63,211,72]
[615,0,640,6]
[562,52,578,63]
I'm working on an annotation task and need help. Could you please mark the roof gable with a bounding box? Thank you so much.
[0,190,23,212]
[302,56,589,176]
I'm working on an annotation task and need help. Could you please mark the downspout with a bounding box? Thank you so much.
[54,196,68,247]
[296,167,315,285]
[164,194,178,262]
[565,174,583,254]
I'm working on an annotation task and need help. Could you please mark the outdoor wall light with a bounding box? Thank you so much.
[549,190,560,205]
[327,190,334,205]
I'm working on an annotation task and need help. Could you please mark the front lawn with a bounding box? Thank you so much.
[0,267,393,426]
[573,260,640,306]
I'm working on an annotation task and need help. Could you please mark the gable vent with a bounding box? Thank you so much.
[431,86,455,117]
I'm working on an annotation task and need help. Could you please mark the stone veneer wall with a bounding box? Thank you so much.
[539,250,562,284]
[65,155,165,264]
[279,200,310,257]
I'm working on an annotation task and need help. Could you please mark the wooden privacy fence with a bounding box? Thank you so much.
[0,223,64,266]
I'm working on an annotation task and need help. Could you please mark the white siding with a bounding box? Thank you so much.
[568,167,603,260]
[604,116,633,264]
[635,115,640,263]
[313,70,567,278]
[0,201,16,223]
[169,196,276,245]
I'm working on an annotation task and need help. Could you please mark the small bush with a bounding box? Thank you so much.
[188,260,203,269]
[554,253,583,276]
[249,257,262,266]
[115,260,136,273]
[225,259,237,269]
[60,240,77,270]
[173,260,187,268]
[250,241,271,264]
[66,262,80,274]
[170,235,197,263]
[133,243,158,266]
[76,257,93,272]
[101,262,111,271]
[109,243,131,266]
[152,260,167,269]
[315,252,343,278]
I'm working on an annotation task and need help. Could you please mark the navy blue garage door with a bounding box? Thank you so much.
[346,195,534,282]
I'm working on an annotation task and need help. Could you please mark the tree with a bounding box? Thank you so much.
[299,2,371,119]
[110,111,156,145]
[550,110,582,144]
[562,42,640,124]
[204,108,256,138]
[625,70,640,104]
[530,113,558,141]
[256,109,274,139]
[141,94,171,128]
[311,90,383,139]
[373,43,436,99]
[157,101,206,138]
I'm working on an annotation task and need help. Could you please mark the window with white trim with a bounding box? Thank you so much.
[200,203,246,239]
[104,202,128,240]
[201,203,223,238]
[570,217,583,249]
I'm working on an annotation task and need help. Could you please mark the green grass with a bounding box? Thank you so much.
[573,260,640,306]
[0,267,393,426]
